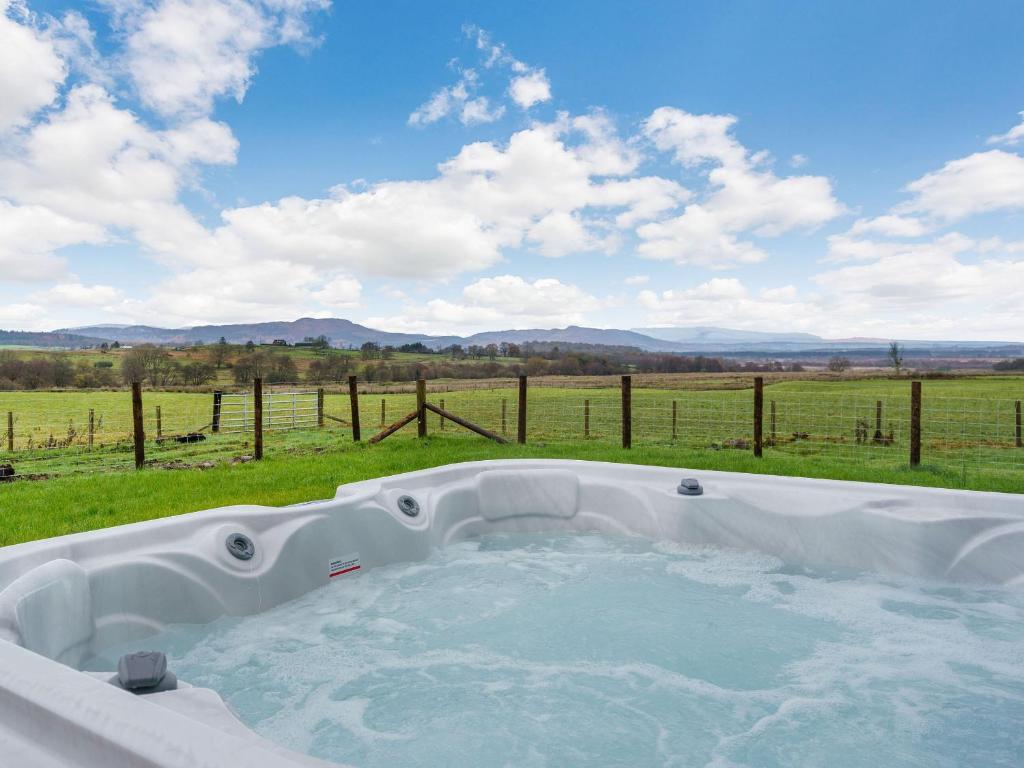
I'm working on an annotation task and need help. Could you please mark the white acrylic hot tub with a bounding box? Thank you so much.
[1,459,1022,767]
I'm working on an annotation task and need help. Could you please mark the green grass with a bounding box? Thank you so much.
[3,374,1023,548]
[4,435,1023,548]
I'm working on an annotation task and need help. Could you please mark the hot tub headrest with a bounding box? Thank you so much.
[475,469,580,521]
[0,558,93,666]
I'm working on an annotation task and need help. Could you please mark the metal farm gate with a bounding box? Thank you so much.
[218,388,319,433]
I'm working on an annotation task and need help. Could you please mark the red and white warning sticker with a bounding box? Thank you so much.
[329,553,361,578]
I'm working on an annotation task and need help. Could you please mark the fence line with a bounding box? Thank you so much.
[2,376,1022,485]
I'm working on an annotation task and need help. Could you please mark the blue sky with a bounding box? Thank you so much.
[2,0,1023,339]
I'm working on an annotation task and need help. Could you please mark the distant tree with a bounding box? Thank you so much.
[232,352,296,384]
[994,357,1024,371]
[485,343,498,361]
[245,340,255,352]
[111,341,120,349]
[306,352,351,383]
[209,337,231,368]
[121,345,177,386]
[506,342,521,359]
[525,356,549,376]
[99,342,109,352]
[360,341,380,360]
[827,356,851,372]
[888,341,904,376]
[180,361,216,386]
[398,342,432,354]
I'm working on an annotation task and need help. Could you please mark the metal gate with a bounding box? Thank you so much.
[219,388,319,433]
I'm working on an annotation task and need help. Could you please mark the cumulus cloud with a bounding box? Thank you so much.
[106,0,330,118]
[639,233,1024,340]
[897,149,1024,222]
[196,117,690,282]
[636,108,844,267]
[29,281,123,307]
[987,111,1024,146]
[509,70,551,109]
[0,200,105,280]
[408,69,506,127]
[0,0,67,132]
[410,25,551,127]
[368,275,602,335]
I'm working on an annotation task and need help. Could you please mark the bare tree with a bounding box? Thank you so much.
[827,356,851,372]
[208,337,231,368]
[888,341,904,377]
[121,345,178,386]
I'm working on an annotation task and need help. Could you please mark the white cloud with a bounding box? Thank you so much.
[410,25,552,127]
[987,111,1024,146]
[29,281,123,307]
[108,0,329,118]
[789,153,808,168]
[639,233,1024,340]
[368,275,602,334]
[460,96,505,126]
[409,69,507,127]
[200,117,689,281]
[0,302,49,331]
[311,275,361,308]
[0,0,66,131]
[637,107,844,267]
[0,200,105,281]
[846,214,929,238]
[624,275,649,285]
[897,149,1024,222]
[509,70,551,109]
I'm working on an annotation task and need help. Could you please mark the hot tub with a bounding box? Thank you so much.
[1,460,1023,767]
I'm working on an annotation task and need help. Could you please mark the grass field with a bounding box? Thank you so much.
[4,435,1023,547]
[2,374,1023,547]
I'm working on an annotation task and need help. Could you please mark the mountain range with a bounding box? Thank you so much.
[0,318,1017,357]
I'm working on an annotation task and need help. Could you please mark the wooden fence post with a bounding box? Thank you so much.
[517,376,527,444]
[253,377,264,460]
[348,375,361,442]
[155,405,162,439]
[873,399,883,443]
[317,389,324,427]
[1016,400,1022,448]
[753,376,764,458]
[910,381,922,467]
[500,398,506,436]
[88,409,94,449]
[770,400,776,447]
[621,375,632,449]
[584,399,590,438]
[131,382,145,469]
[440,398,446,430]
[380,398,386,428]
[416,379,427,438]
[211,391,222,433]
[671,400,677,442]
[6,411,12,451]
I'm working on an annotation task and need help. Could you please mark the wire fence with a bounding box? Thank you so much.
[1,376,1022,488]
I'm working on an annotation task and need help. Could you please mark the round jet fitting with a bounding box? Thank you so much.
[225,532,255,560]
[397,495,421,518]
[677,478,703,496]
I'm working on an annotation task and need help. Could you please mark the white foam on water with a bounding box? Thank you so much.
[90,534,1024,768]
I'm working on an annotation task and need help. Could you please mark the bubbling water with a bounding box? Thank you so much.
[93,534,1024,767]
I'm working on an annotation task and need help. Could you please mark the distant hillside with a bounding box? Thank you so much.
[0,329,107,348]
[32,317,1024,358]
[634,326,823,345]
[61,319,462,349]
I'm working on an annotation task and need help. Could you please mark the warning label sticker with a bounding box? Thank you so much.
[329,553,361,578]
